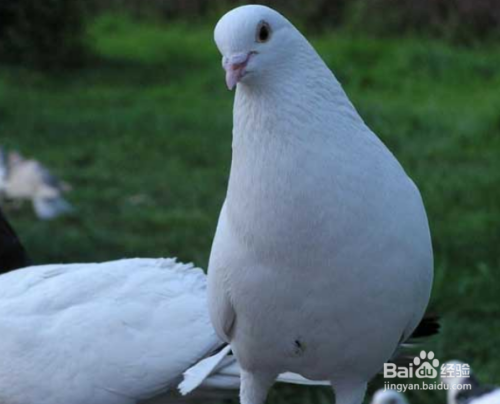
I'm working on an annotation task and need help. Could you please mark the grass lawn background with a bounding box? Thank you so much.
[0,14,499,403]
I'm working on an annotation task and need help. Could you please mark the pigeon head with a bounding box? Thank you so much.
[370,389,408,404]
[214,5,300,90]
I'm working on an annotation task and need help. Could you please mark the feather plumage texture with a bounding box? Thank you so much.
[209,5,433,404]
[0,259,219,404]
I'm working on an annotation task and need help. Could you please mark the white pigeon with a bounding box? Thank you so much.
[441,361,500,404]
[4,151,73,220]
[370,389,408,404]
[208,5,433,404]
[0,258,326,404]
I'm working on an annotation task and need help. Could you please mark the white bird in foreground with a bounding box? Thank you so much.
[2,151,73,220]
[0,258,326,404]
[208,5,433,404]
[441,361,500,404]
[370,389,408,404]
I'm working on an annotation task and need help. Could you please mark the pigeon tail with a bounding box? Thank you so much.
[386,313,440,371]
[407,313,440,341]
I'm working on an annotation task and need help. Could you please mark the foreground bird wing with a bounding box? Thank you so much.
[0,258,221,404]
[0,207,31,272]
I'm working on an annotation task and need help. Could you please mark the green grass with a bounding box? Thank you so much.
[1,14,499,403]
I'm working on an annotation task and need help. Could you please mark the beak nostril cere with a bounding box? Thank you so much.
[222,52,254,90]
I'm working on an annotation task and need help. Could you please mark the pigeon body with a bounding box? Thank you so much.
[0,258,323,404]
[208,5,433,404]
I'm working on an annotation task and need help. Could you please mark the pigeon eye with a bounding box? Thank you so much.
[256,22,271,43]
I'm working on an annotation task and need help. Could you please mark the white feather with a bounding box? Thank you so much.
[179,345,232,395]
[0,259,220,404]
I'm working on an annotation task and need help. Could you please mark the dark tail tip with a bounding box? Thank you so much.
[410,313,440,340]
[0,208,32,274]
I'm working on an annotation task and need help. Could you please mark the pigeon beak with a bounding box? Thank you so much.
[223,53,253,91]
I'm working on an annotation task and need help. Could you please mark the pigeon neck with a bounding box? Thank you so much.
[232,43,363,148]
[446,378,468,404]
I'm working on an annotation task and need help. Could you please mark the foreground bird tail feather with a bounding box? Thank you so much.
[179,345,329,396]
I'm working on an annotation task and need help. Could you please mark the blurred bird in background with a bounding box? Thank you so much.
[0,147,73,220]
